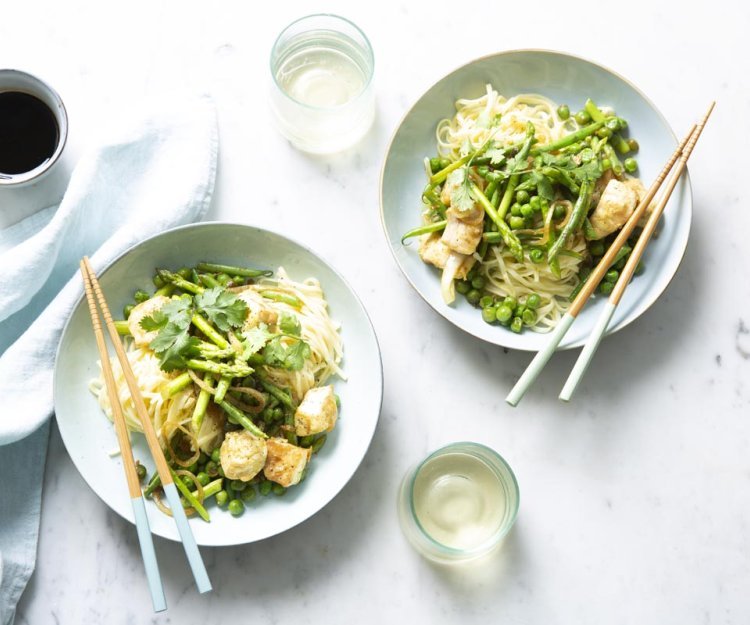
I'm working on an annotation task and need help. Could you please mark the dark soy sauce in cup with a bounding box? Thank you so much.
[0,91,59,175]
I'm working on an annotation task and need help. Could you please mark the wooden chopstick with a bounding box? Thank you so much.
[505,113,706,407]
[81,257,212,594]
[79,260,167,612]
[559,102,715,400]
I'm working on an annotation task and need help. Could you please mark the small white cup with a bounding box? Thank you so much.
[0,69,68,187]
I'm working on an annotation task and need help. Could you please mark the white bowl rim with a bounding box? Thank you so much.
[378,48,693,352]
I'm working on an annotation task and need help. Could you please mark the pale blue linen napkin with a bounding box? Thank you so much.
[0,96,218,625]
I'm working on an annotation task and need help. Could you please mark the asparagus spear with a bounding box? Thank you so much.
[156,269,205,295]
[469,182,523,262]
[535,120,605,153]
[213,376,231,404]
[191,373,214,433]
[191,313,229,349]
[219,400,268,439]
[186,359,253,378]
[548,180,593,262]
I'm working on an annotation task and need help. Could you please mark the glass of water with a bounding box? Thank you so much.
[269,14,375,154]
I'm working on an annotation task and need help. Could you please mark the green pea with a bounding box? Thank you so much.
[429,157,442,174]
[529,249,544,263]
[557,104,570,120]
[515,189,530,204]
[520,203,534,218]
[553,204,566,220]
[210,448,221,463]
[628,139,639,152]
[455,280,470,295]
[589,241,604,256]
[299,434,315,447]
[575,110,591,125]
[196,471,210,487]
[133,289,150,304]
[482,307,496,324]
[496,305,513,323]
[135,461,147,482]
[217,273,232,286]
[479,295,494,308]
[177,267,192,280]
[230,480,247,492]
[529,196,541,211]
[503,296,517,311]
[599,281,614,295]
[182,475,194,489]
[259,480,273,496]
[601,158,612,171]
[216,490,229,508]
[522,308,537,326]
[614,258,626,270]
[596,127,612,139]
[123,304,134,319]
[205,460,219,477]
[511,202,523,217]
[152,273,166,289]
[526,293,541,310]
[241,487,256,502]
[634,261,645,275]
[228,499,245,517]
[466,265,478,282]
[540,198,549,213]
[624,158,638,173]
[510,317,523,333]
[605,269,619,283]
[272,483,287,496]
[466,289,481,306]
[509,216,525,230]
[471,275,486,289]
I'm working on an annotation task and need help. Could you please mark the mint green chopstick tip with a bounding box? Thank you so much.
[131,496,167,612]
[506,313,576,406]
[559,301,617,402]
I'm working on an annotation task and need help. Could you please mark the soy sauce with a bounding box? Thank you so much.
[0,91,59,175]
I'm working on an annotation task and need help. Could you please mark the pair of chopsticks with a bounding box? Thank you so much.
[80,257,212,611]
[506,103,715,407]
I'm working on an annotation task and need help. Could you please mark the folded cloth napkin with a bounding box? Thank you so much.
[0,96,218,625]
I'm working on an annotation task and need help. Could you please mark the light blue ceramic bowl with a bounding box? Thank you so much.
[55,222,382,546]
[380,50,691,351]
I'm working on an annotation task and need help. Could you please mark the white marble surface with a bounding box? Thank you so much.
[4,0,750,622]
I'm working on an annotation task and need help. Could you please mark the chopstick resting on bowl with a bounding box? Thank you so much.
[80,257,212,595]
[80,260,167,613]
[506,103,714,407]
[559,103,715,400]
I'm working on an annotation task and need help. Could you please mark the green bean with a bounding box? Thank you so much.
[548,180,593,262]
[613,133,631,154]
[634,260,645,275]
[541,166,580,195]
[170,468,210,522]
[259,379,294,409]
[198,273,221,289]
[603,144,624,176]
[536,120,605,153]
[194,262,272,279]
[191,478,223,501]
[583,99,605,123]
[260,290,302,308]
[401,220,447,244]
[497,123,536,220]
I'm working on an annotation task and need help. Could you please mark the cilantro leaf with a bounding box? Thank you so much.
[446,168,475,213]
[531,171,555,201]
[241,324,274,359]
[149,322,201,371]
[262,336,311,372]
[195,287,248,333]
[279,313,301,337]
[485,144,506,166]
[569,160,603,183]
[139,310,167,332]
